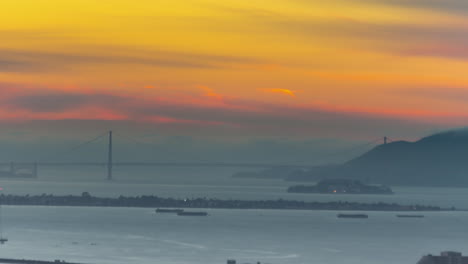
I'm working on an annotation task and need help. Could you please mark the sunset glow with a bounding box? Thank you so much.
[1,0,468,139]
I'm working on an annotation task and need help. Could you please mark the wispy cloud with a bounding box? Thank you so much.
[0,47,269,73]
[356,0,468,14]
[269,16,468,60]
[262,88,297,97]
[197,85,224,100]
[5,92,128,113]
[395,87,468,103]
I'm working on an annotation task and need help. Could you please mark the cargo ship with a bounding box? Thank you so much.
[337,213,368,218]
[397,214,424,218]
[177,211,208,216]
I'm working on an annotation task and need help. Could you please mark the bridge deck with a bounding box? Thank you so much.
[0,162,312,168]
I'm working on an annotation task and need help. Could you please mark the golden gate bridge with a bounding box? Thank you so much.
[0,131,391,181]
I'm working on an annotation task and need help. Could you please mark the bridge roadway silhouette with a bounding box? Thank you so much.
[0,161,312,169]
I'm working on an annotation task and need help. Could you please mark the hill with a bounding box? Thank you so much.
[287,129,468,187]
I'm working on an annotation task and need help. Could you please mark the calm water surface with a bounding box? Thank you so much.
[0,207,466,264]
[0,167,465,263]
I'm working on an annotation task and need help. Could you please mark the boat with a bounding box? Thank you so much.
[177,211,208,216]
[337,213,368,218]
[155,208,184,214]
[397,214,424,218]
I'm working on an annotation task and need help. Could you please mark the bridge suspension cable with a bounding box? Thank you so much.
[0,132,401,181]
[39,131,109,162]
[112,131,212,164]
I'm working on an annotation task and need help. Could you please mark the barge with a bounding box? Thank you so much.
[337,213,368,219]
[155,208,184,214]
[177,211,208,216]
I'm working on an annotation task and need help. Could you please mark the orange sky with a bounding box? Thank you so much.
[1,0,468,139]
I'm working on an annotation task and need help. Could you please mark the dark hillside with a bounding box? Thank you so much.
[288,129,468,187]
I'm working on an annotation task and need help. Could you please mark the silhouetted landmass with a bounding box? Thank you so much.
[288,179,393,194]
[235,129,468,187]
[0,258,84,264]
[0,192,444,211]
[287,129,468,186]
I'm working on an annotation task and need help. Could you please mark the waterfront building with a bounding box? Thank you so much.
[418,251,468,264]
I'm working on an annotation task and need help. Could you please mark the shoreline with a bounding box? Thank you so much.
[0,193,450,212]
[0,258,84,264]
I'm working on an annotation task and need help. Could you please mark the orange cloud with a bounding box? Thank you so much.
[142,115,230,126]
[262,88,297,97]
[3,83,467,126]
[197,85,224,101]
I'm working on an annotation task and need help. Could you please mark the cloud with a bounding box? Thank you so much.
[395,87,468,103]
[262,88,297,97]
[0,59,40,72]
[212,3,468,61]
[8,93,88,112]
[197,85,224,100]
[273,16,468,60]
[0,49,211,72]
[0,46,268,73]
[0,87,452,141]
[397,43,468,60]
[5,92,128,113]
[357,0,468,14]
[290,0,468,15]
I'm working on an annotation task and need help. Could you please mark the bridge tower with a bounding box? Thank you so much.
[384,136,387,144]
[107,130,113,181]
[32,162,38,178]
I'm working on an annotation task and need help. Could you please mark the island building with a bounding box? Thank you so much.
[418,251,468,264]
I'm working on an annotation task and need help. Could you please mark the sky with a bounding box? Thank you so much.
[1,0,468,162]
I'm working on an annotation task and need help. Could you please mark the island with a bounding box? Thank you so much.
[287,179,393,194]
[0,192,445,211]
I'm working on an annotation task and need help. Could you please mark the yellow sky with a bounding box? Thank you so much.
[1,0,468,133]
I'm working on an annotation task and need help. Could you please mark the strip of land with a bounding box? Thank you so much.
[0,258,83,264]
[0,193,448,211]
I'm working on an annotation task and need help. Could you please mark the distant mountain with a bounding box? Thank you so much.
[288,129,468,187]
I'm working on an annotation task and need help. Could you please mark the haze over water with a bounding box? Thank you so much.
[1,167,468,209]
[1,206,467,264]
[0,168,465,264]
